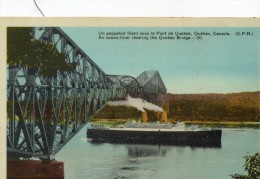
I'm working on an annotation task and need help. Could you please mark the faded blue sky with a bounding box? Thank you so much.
[62,27,260,94]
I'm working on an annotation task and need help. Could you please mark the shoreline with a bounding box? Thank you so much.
[184,121,260,124]
[91,118,260,128]
[184,121,260,128]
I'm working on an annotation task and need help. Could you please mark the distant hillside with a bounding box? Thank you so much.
[93,105,161,122]
[94,105,141,119]
[165,91,260,122]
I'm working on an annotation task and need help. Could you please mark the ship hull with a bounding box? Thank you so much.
[87,128,222,148]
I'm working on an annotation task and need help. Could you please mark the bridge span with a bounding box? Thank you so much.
[7,27,167,160]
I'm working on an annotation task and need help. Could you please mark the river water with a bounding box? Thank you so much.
[56,126,259,179]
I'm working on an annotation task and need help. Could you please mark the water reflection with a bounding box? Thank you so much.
[89,140,222,149]
[125,143,222,159]
[86,137,221,178]
[126,144,171,158]
[112,144,221,179]
[56,129,258,179]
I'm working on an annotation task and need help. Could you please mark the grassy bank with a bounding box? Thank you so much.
[90,118,260,128]
[90,118,129,127]
[183,121,260,128]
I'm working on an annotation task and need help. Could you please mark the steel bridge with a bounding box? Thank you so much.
[7,27,167,160]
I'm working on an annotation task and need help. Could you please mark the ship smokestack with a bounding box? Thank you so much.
[161,111,168,123]
[142,111,148,123]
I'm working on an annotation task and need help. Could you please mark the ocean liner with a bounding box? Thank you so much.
[87,97,222,147]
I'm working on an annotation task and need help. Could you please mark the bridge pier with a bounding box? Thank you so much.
[7,160,64,179]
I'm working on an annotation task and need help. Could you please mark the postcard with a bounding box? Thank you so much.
[1,18,260,179]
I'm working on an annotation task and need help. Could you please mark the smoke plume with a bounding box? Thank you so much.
[108,96,163,112]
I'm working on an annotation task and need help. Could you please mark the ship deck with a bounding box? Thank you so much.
[107,127,205,132]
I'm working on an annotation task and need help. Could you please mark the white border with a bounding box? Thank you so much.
[0,0,259,17]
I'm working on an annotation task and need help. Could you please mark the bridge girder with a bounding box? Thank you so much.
[7,27,129,160]
[7,27,166,160]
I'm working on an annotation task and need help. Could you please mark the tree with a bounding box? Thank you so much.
[7,27,76,77]
[231,153,260,179]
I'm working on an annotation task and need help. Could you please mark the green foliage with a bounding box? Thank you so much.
[231,153,260,179]
[244,153,260,178]
[7,27,76,77]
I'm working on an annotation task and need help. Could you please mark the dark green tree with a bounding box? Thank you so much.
[231,153,260,179]
[7,27,76,77]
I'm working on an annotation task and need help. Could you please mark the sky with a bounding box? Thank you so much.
[62,27,260,94]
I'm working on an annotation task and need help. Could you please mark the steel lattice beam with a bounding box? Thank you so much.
[108,75,144,99]
[7,27,166,160]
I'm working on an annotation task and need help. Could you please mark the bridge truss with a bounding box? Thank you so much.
[136,70,167,104]
[7,27,165,160]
